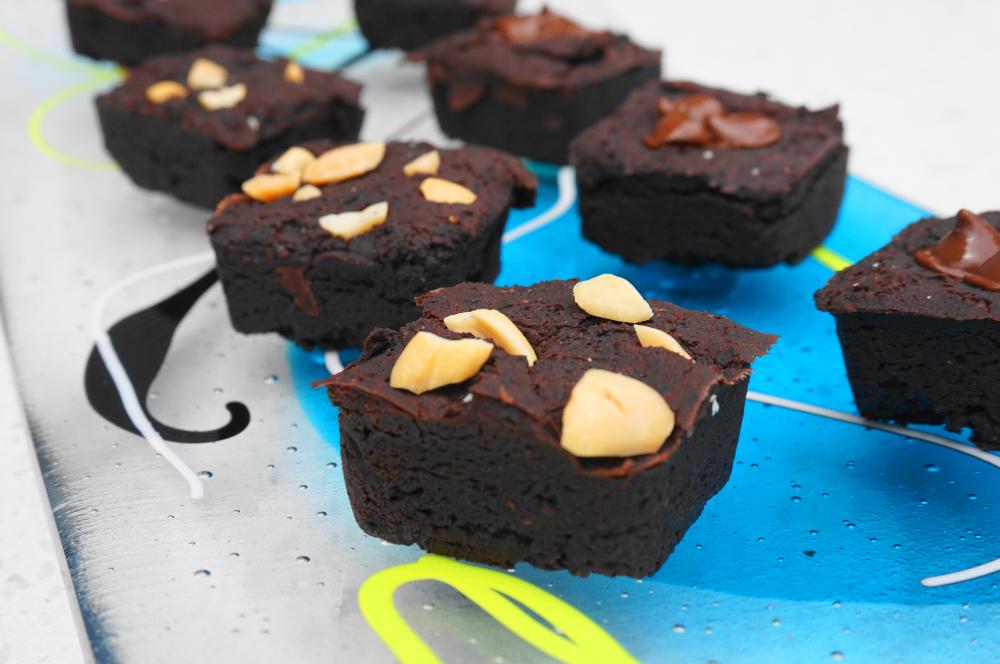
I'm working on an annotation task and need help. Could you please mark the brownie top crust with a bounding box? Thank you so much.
[816,210,1000,322]
[97,46,361,151]
[323,280,775,474]
[570,80,845,202]
[207,140,536,262]
[70,0,271,39]
[415,9,660,92]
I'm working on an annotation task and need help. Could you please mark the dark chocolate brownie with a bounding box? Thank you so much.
[816,209,1000,449]
[322,279,776,577]
[66,0,273,65]
[415,9,661,164]
[207,140,536,349]
[354,0,515,51]
[570,80,848,267]
[96,46,363,208]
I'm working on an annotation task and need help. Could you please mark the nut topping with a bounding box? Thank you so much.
[572,274,653,323]
[272,146,316,175]
[198,83,247,110]
[444,309,537,366]
[560,369,675,457]
[303,142,386,186]
[187,57,228,90]
[292,184,322,202]
[634,324,692,360]
[318,201,389,239]
[403,150,441,176]
[283,61,305,84]
[390,331,493,395]
[420,177,477,205]
[145,80,187,103]
[241,172,300,202]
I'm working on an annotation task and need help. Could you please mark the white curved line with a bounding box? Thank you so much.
[501,166,576,244]
[324,351,345,376]
[747,390,1000,587]
[91,251,216,500]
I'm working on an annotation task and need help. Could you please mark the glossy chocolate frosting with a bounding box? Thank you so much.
[645,93,781,149]
[915,209,1000,291]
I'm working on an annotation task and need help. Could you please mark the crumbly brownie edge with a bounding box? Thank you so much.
[338,377,749,577]
[833,312,1000,449]
[577,146,848,266]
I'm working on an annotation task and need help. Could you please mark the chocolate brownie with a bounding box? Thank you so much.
[96,46,363,209]
[66,0,273,65]
[322,278,776,577]
[207,140,536,349]
[354,0,515,51]
[816,209,1000,449]
[570,80,848,267]
[415,9,661,164]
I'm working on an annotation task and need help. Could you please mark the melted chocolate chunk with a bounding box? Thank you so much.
[494,8,610,61]
[644,93,781,150]
[915,209,1000,291]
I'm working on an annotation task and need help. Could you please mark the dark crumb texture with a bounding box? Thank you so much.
[354,0,515,51]
[67,0,273,65]
[570,81,848,267]
[416,12,660,164]
[816,211,1000,448]
[97,46,363,208]
[207,141,536,349]
[323,280,776,577]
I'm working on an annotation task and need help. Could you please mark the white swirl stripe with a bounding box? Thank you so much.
[324,351,345,376]
[747,390,1000,587]
[91,250,216,500]
[501,166,577,244]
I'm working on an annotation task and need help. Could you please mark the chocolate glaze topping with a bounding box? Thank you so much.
[645,93,781,150]
[494,9,609,60]
[915,209,1000,291]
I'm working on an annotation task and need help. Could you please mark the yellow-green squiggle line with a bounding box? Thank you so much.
[28,69,123,171]
[358,554,638,664]
[0,26,104,76]
[286,18,358,61]
[811,245,852,272]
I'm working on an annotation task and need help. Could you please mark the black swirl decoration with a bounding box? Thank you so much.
[84,269,250,443]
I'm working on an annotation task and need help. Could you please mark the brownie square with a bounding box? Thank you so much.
[816,210,1000,449]
[96,46,363,209]
[66,0,273,65]
[207,141,536,349]
[570,80,848,267]
[416,9,661,164]
[354,0,515,51]
[323,279,776,577]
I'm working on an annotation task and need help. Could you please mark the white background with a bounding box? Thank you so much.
[2,0,1000,661]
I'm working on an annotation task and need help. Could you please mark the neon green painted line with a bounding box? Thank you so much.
[28,69,124,171]
[0,26,106,76]
[286,18,358,61]
[358,555,638,664]
[811,245,852,272]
